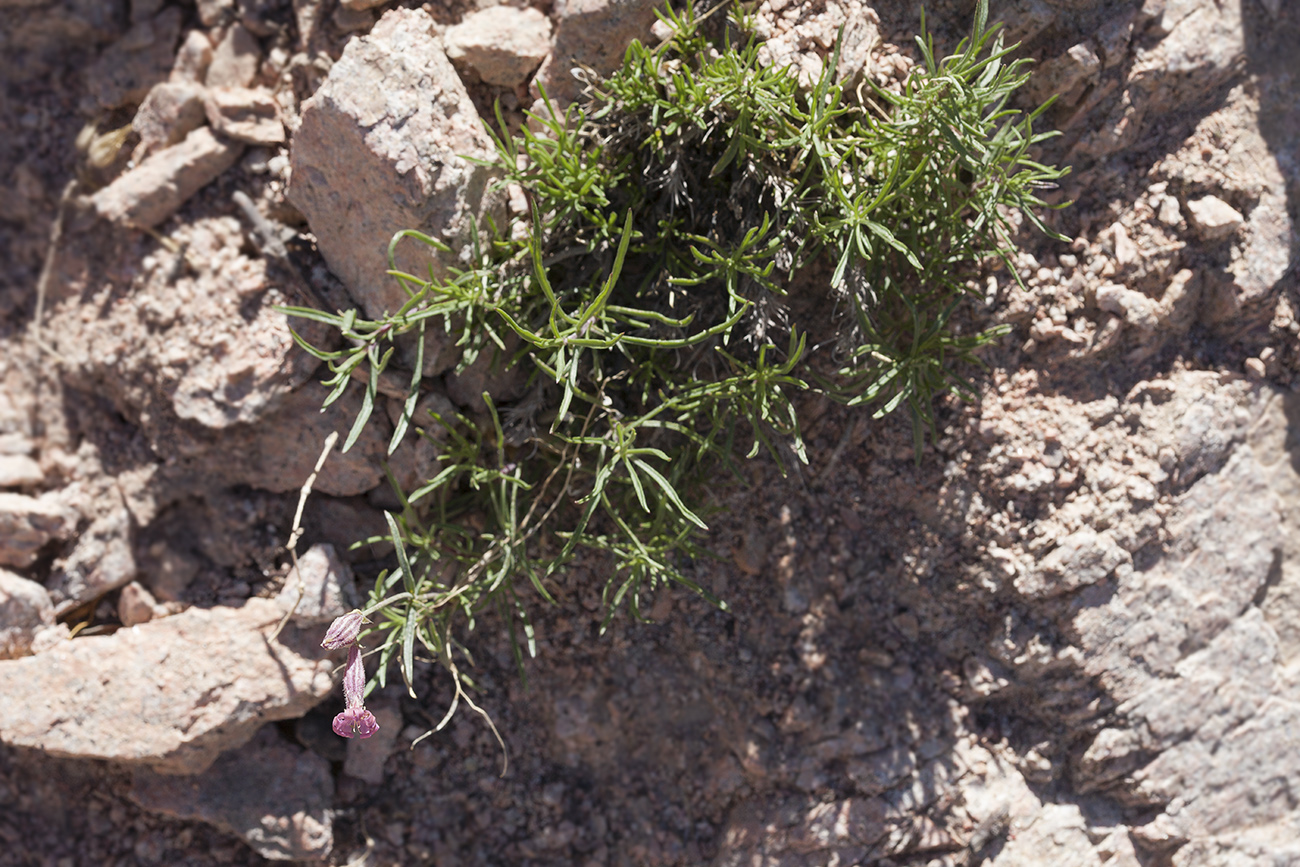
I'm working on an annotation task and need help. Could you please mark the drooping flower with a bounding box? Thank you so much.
[332,643,380,739]
[321,610,365,650]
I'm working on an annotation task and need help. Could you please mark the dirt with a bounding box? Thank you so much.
[1,0,1297,865]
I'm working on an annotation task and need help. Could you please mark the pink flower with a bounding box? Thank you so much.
[332,644,380,739]
[321,610,364,650]
[333,706,380,738]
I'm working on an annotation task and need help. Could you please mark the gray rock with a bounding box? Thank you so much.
[0,569,57,659]
[205,22,260,89]
[91,127,244,229]
[204,86,285,145]
[278,543,358,625]
[130,725,334,861]
[170,30,213,84]
[0,492,74,568]
[444,6,553,88]
[85,7,182,109]
[132,81,208,155]
[288,7,502,324]
[1017,529,1130,599]
[0,595,339,773]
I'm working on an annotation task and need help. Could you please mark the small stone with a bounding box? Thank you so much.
[0,492,73,569]
[206,22,261,89]
[279,543,358,625]
[0,596,340,773]
[170,30,214,84]
[1186,195,1244,240]
[46,500,136,616]
[1244,357,1267,380]
[340,0,390,9]
[1157,195,1182,226]
[1018,528,1130,598]
[92,127,244,229]
[132,81,208,155]
[535,0,663,106]
[0,454,43,489]
[1096,282,1160,330]
[117,581,163,628]
[343,701,403,783]
[204,86,285,145]
[0,569,57,659]
[444,6,553,88]
[130,725,334,861]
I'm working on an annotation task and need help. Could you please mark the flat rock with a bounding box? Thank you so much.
[205,22,260,89]
[92,126,244,229]
[133,81,208,155]
[204,86,285,145]
[0,595,339,773]
[1186,195,1244,240]
[0,492,74,569]
[0,454,43,489]
[278,543,358,625]
[288,6,502,322]
[0,569,57,659]
[444,6,553,88]
[131,725,334,861]
[84,7,182,109]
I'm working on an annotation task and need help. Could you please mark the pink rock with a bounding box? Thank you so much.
[445,6,553,88]
[205,22,260,89]
[0,596,340,773]
[0,492,74,569]
[0,569,57,659]
[204,86,286,145]
[133,81,208,155]
[91,127,244,229]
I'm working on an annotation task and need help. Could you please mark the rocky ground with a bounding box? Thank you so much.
[0,0,1297,864]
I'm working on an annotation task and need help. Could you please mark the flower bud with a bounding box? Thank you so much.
[321,610,364,650]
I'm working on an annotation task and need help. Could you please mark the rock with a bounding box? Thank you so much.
[84,7,182,110]
[0,454,43,488]
[131,725,334,861]
[0,570,56,659]
[537,0,664,105]
[204,86,285,145]
[278,543,358,625]
[1025,42,1101,106]
[0,492,73,568]
[212,383,389,497]
[1096,283,1160,330]
[1185,195,1244,240]
[45,484,136,616]
[343,700,403,783]
[340,0,389,9]
[170,30,214,84]
[206,22,261,88]
[132,81,208,155]
[0,595,339,773]
[288,7,502,322]
[117,580,164,628]
[91,127,244,229]
[444,6,553,88]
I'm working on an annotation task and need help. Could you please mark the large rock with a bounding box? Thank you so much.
[444,6,553,88]
[131,725,335,861]
[0,595,339,773]
[288,7,502,322]
[0,570,57,659]
[91,126,244,228]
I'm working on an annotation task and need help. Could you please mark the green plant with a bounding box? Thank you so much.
[282,0,1067,737]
